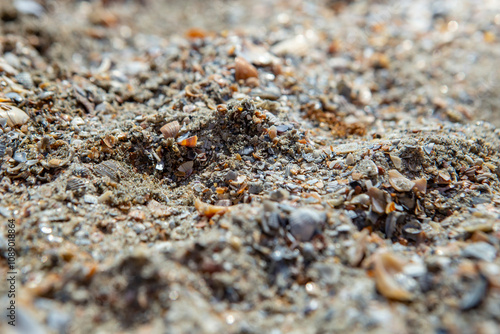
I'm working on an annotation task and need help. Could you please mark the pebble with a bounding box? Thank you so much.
[289,208,326,242]
[235,57,259,81]
[248,181,263,194]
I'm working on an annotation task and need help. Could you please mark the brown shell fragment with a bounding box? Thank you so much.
[436,171,451,184]
[235,57,259,81]
[413,177,427,193]
[103,134,117,148]
[268,126,277,140]
[177,135,197,147]
[195,198,231,218]
[373,251,414,302]
[178,161,194,176]
[160,121,180,139]
[0,104,29,127]
[388,169,415,192]
[367,187,387,214]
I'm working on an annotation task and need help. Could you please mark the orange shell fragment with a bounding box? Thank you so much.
[177,135,198,147]
[195,198,231,218]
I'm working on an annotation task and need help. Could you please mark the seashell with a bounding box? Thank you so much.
[160,121,180,139]
[0,104,29,127]
[413,177,427,193]
[178,161,194,176]
[333,143,360,154]
[288,208,326,242]
[388,169,415,192]
[177,135,197,147]
[268,126,277,140]
[385,201,396,214]
[93,160,124,181]
[235,56,259,81]
[102,134,116,148]
[147,200,172,218]
[350,194,370,206]
[402,221,422,240]
[6,92,24,104]
[195,198,231,218]
[367,187,387,214]
[66,177,86,194]
[390,154,402,169]
[372,251,414,301]
[436,171,451,184]
[185,84,202,98]
[216,104,228,114]
[44,158,69,168]
[354,159,378,177]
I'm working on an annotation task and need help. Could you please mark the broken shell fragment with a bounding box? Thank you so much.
[177,135,197,147]
[103,134,117,148]
[195,198,231,218]
[390,154,402,169]
[0,104,29,127]
[354,159,378,177]
[388,169,415,192]
[413,177,427,193]
[268,126,277,139]
[373,251,414,302]
[93,160,123,181]
[235,56,259,81]
[368,187,387,214]
[160,121,180,139]
[436,171,451,184]
[178,161,194,176]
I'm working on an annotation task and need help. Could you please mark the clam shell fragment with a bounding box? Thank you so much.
[0,104,29,127]
[388,169,415,192]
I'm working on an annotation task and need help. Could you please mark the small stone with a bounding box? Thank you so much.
[270,188,289,202]
[225,171,238,182]
[248,181,263,194]
[129,209,146,221]
[83,194,98,204]
[289,208,326,242]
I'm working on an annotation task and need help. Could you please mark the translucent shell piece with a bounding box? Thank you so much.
[177,135,197,147]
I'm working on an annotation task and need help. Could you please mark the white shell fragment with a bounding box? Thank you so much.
[388,169,415,192]
[0,104,29,127]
